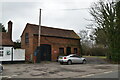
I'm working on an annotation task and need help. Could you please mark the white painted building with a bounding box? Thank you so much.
[0,47,25,61]
[0,46,13,61]
[0,21,25,62]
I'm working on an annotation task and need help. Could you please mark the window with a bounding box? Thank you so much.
[0,48,3,50]
[66,47,71,55]
[70,55,79,58]
[25,33,29,43]
[0,47,3,57]
[74,48,78,54]
[59,48,64,56]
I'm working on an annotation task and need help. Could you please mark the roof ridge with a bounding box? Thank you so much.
[27,23,73,31]
[21,23,80,39]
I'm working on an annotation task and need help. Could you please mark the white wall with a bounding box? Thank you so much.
[0,46,25,61]
[13,49,25,61]
[0,46,13,61]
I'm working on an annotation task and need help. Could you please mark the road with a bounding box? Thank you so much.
[1,57,119,79]
[84,70,119,78]
[1,62,118,78]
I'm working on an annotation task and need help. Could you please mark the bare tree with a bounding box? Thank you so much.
[0,23,6,32]
[89,0,120,62]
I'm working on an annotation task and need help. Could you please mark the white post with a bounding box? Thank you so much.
[38,9,42,46]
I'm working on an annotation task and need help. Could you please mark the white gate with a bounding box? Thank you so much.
[13,49,25,61]
[0,46,25,61]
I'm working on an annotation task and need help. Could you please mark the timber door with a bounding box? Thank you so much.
[36,44,51,63]
[66,47,71,55]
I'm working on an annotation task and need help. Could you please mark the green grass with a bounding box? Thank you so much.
[83,56,107,59]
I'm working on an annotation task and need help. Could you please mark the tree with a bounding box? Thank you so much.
[0,23,6,32]
[14,39,21,49]
[79,30,89,44]
[93,28,107,47]
[89,0,120,62]
[78,30,92,55]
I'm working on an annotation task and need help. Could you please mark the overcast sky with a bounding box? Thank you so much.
[0,0,99,41]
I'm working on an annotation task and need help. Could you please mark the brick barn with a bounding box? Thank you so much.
[21,23,81,62]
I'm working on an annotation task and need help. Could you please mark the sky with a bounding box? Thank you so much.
[0,0,99,41]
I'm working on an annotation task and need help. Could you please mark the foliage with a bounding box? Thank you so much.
[14,39,21,49]
[78,30,92,55]
[83,56,106,59]
[90,46,108,56]
[89,0,120,62]
[0,23,6,32]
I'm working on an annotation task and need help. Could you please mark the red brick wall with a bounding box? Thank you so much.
[21,25,34,61]
[21,26,81,62]
[32,35,80,61]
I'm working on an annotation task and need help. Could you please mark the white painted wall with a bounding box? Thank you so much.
[0,46,13,61]
[13,49,25,61]
[0,46,25,61]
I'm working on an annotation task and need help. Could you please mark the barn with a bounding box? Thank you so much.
[21,23,81,63]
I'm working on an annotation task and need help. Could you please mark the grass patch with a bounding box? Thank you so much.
[83,56,107,59]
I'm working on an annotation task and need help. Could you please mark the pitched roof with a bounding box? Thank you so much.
[22,23,80,39]
[0,32,14,46]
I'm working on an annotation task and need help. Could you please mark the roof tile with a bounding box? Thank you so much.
[0,32,14,46]
[26,23,80,39]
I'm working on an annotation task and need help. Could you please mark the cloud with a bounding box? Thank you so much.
[1,0,96,41]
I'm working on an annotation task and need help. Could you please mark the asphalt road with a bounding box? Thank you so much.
[85,70,119,78]
[1,57,119,79]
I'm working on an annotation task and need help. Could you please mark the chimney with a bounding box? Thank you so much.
[8,21,13,40]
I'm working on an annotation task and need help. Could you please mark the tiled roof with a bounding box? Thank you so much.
[0,32,14,46]
[22,23,80,39]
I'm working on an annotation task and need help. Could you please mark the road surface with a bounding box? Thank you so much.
[84,70,119,78]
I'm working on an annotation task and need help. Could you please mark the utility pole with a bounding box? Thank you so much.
[38,9,42,46]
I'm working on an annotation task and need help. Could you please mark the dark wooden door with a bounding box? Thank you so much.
[66,47,71,55]
[36,44,51,63]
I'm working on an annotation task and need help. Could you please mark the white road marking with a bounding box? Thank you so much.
[1,76,10,78]
[8,76,12,78]
[12,74,18,77]
[104,71,113,74]
[0,75,18,78]
[81,71,114,78]
[1,74,18,78]
[98,69,102,70]
[81,74,95,77]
